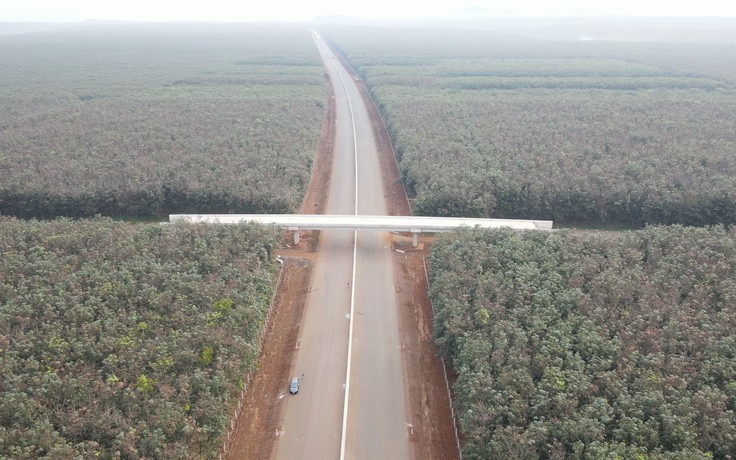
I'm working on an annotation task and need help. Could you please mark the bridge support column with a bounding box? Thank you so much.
[289,226,300,245]
[411,229,421,248]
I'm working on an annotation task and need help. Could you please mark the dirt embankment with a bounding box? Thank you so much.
[225,70,335,460]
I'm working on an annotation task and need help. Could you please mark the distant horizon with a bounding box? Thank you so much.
[3,0,736,23]
[2,14,736,25]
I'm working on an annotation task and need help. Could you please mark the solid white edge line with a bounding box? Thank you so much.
[342,228,357,460]
[334,54,359,460]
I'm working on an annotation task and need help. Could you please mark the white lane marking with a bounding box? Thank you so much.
[333,52,359,460]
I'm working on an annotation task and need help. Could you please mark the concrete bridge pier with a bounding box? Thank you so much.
[289,226,300,245]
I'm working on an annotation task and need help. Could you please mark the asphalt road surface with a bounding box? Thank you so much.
[271,32,410,460]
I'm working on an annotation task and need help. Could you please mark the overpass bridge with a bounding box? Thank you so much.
[169,214,553,247]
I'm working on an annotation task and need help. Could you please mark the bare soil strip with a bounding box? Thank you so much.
[227,256,313,460]
[226,74,334,460]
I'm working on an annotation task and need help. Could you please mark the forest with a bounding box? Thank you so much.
[0,24,321,458]
[323,26,736,227]
[0,24,327,219]
[0,217,281,458]
[4,21,736,460]
[430,226,736,459]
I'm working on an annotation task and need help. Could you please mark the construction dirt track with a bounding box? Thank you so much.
[226,33,460,460]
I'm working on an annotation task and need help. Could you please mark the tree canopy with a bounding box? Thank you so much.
[430,226,736,459]
[323,26,736,226]
[0,217,280,458]
[0,24,326,219]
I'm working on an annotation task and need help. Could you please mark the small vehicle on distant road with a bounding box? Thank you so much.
[289,377,300,394]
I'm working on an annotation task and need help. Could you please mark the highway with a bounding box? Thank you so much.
[271,32,410,460]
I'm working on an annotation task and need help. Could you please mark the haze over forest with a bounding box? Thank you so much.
[2,0,736,23]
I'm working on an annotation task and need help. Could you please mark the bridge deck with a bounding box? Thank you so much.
[169,214,553,245]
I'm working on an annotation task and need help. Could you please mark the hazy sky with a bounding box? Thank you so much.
[3,0,736,22]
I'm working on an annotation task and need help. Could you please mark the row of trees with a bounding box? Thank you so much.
[429,226,736,459]
[0,24,327,219]
[0,217,281,458]
[324,26,736,226]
